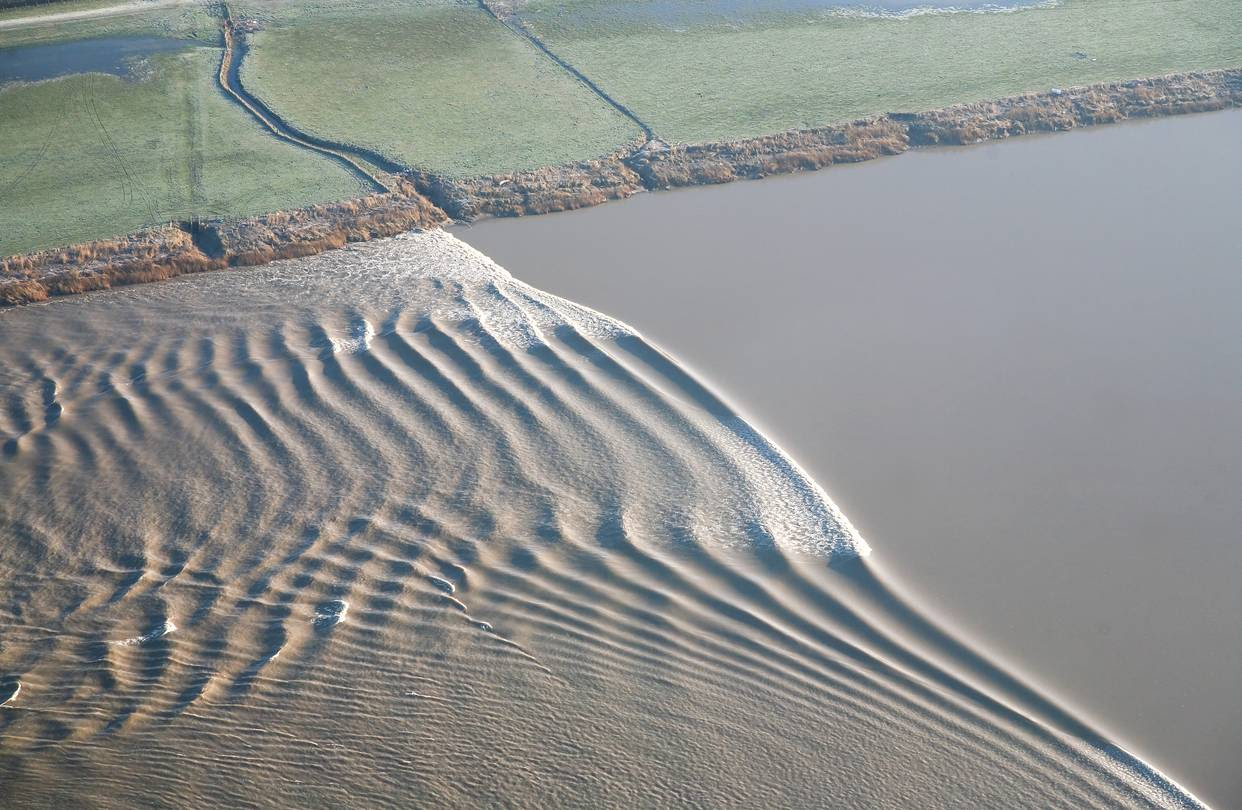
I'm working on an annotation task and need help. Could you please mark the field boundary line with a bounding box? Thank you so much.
[215,5,392,194]
[476,0,658,143]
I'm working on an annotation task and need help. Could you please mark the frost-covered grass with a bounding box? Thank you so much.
[4,0,1239,256]
[0,47,364,256]
[0,0,137,22]
[237,0,642,177]
[0,1,217,48]
[519,0,1242,144]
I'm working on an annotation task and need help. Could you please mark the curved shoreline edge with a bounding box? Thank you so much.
[2,66,1239,306]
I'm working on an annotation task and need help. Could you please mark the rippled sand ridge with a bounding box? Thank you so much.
[0,233,1203,807]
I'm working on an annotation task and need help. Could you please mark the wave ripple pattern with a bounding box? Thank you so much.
[0,232,1202,808]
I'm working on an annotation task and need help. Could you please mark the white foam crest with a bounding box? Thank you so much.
[345,233,628,350]
[707,414,869,557]
[329,318,375,355]
[264,231,869,559]
[410,232,868,559]
[112,619,177,647]
[463,281,547,350]
[314,600,349,629]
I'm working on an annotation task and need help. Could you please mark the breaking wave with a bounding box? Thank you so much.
[0,232,1201,808]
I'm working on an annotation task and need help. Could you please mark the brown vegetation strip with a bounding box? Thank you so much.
[0,189,445,305]
[409,136,648,220]
[414,68,1241,218]
[3,68,1239,306]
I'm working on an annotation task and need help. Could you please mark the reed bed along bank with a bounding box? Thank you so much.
[4,68,1239,307]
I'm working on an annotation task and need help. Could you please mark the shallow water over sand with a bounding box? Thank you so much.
[0,232,1203,807]
[459,109,1242,807]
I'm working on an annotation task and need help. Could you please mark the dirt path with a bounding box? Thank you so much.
[0,0,195,31]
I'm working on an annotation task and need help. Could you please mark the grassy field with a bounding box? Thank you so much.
[4,0,1240,257]
[0,45,365,256]
[236,0,642,177]
[0,1,215,47]
[0,0,136,21]
[519,0,1242,144]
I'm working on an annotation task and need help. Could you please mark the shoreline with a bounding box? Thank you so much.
[3,66,1239,306]
[454,107,1242,806]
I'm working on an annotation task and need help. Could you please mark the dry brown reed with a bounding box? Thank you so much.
[4,69,1237,307]
[1,191,446,306]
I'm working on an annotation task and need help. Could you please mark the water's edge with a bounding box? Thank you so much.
[3,67,1240,306]
[0,230,1210,807]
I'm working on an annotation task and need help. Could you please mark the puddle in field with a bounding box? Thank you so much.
[0,36,203,84]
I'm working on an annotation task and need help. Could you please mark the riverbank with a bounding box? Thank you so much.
[3,67,1239,305]
[421,67,1240,216]
[0,187,444,304]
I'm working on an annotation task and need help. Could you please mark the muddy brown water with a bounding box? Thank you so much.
[458,108,1242,808]
[0,226,1206,806]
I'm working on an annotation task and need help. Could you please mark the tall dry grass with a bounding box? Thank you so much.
[2,190,447,306]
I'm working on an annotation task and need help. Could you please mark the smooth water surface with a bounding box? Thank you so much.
[0,37,201,83]
[459,109,1242,808]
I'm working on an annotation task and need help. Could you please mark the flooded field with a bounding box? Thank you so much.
[0,36,202,83]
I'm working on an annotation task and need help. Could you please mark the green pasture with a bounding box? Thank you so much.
[0,46,364,256]
[3,0,1241,257]
[0,1,218,48]
[236,0,642,177]
[519,0,1242,144]
[0,0,134,22]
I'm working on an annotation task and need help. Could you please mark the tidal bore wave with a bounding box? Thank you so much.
[0,232,1202,807]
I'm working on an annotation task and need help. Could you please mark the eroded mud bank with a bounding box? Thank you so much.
[419,68,1240,211]
[0,189,444,305]
[3,68,1238,306]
